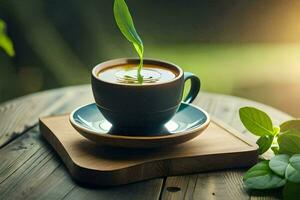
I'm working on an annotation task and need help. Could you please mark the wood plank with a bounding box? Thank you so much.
[0,85,93,148]
[161,170,249,200]
[0,126,64,200]
[161,164,282,199]
[63,179,163,200]
[0,125,164,200]
[249,190,282,200]
[24,165,75,200]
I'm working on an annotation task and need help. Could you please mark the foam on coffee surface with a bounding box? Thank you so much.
[98,64,177,84]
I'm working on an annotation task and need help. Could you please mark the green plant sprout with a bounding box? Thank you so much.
[0,19,15,57]
[114,0,144,83]
[239,107,300,198]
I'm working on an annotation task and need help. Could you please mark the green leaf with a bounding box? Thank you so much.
[285,164,300,183]
[243,161,286,189]
[271,146,280,155]
[278,130,300,155]
[269,154,290,177]
[280,120,300,132]
[239,107,274,136]
[256,135,274,155]
[273,126,280,135]
[244,161,270,180]
[290,154,300,171]
[0,19,15,57]
[114,0,144,81]
[283,181,300,200]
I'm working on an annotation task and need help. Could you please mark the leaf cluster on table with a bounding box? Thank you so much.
[239,107,300,199]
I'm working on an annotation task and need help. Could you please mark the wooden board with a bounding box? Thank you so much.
[39,115,258,187]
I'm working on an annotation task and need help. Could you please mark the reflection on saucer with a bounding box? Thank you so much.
[99,120,112,131]
[97,119,180,136]
[165,121,179,132]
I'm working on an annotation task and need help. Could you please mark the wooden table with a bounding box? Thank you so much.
[0,85,292,200]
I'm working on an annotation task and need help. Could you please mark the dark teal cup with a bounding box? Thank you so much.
[91,58,200,132]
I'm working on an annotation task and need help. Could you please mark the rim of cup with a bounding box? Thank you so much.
[92,57,184,87]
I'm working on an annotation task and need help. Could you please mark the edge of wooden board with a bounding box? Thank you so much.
[39,116,258,186]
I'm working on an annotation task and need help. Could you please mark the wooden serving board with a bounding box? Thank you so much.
[39,115,258,187]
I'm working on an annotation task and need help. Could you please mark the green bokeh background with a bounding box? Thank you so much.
[1,0,300,116]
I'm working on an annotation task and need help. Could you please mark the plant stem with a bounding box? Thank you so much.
[137,58,143,84]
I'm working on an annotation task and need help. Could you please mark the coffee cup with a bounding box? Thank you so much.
[91,58,200,131]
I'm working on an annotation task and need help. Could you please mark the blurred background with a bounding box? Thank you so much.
[1,0,300,116]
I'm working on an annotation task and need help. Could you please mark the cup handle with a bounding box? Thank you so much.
[183,72,201,104]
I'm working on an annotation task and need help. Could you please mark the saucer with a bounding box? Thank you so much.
[69,103,210,148]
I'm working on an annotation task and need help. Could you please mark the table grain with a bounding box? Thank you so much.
[0,85,291,200]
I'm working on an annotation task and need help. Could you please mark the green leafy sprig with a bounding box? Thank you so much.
[239,107,300,199]
[0,19,15,57]
[113,0,144,83]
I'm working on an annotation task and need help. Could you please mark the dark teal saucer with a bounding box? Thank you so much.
[69,103,210,148]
